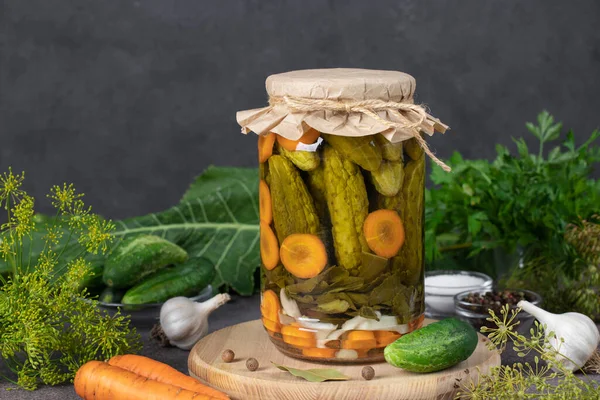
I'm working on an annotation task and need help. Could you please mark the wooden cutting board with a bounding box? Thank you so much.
[188,319,500,400]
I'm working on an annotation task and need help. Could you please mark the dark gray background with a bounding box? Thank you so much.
[1,0,599,219]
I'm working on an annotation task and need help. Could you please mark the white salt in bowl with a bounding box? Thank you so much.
[424,270,493,319]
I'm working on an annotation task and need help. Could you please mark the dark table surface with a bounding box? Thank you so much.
[1,294,598,399]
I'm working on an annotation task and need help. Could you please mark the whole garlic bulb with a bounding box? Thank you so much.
[160,293,231,350]
[518,300,600,371]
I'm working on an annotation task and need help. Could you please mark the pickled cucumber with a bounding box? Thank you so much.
[305,164,328,224]
[277,143,320,171]
[268,155,320,242]
[370,160,404,196]
[395,155,425,278]
[404,137,424,161]
[323,145,369,270]
[322,134,382,171]
[378,191,405,221]
[375,134,403,161]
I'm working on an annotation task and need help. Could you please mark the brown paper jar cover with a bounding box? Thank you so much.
[237,68,447,143]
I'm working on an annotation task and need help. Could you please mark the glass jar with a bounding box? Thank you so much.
[237,69,448,363]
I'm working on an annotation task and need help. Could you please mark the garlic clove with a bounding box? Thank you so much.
[160,297,199,341]
[279,289,301,318]
[278,312,296,325]
[159,293,231,351]
[324,329,347,341]
[518,300,600,371]
[296,317,337,331]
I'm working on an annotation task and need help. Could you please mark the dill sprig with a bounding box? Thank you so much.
[457,305,600,399]
[0,169,140,390]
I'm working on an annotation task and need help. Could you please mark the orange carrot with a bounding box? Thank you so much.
[74,361,219,400]
[374,330,401,346]
[108,355,229,400]
[281,325,316,348]
[259,180,273,224]
[363,209,405,258]
[261,289,281,333]
[258,133,276,163]
[276,128,321,151]
[260,222,279,270]
[342,330,377,350]
[279,233,327,279]
[302,347,337,359]
[409,314,425,331]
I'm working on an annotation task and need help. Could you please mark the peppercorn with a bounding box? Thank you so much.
[361,366,375,380]
[221,349,235,363]
[246,358,259,371]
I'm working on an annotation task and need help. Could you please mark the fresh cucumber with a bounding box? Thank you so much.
[121,257,215,305]
[98,287,126,304]
[103,235,188,288]
[384,318,478,373]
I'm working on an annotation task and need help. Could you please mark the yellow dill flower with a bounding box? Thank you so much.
[48,183,83,214]
[43,225,64,246]
[480,304,522,352]
[37,250,58,277]
[0,235,15,260]
[11,195,35,239]
[0,167,25,209]
[62,257,90,290]
[78,216,115,254]
[67,199,91,230]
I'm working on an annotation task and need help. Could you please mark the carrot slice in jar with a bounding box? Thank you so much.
[363,209,405,258]
[302,348,337,359]
[280,234,327,279]
[281,325,316,348]
[261,289,281,333]
[259,180,273,224]
[258,133,276,163]
[374,330,401,346]
[409,314,425,331]
[276,128,320,151]
[260,222,279,271]
[342,331,377,350]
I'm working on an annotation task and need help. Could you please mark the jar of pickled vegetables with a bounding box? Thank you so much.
[237,68,449,363]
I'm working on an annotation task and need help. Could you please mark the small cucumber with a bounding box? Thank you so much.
[384,318,478,373]
[98,287,126,304]
[121,257,215,305]
[103,235,188,288]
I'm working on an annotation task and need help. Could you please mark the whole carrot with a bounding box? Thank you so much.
[74,361,219,400]
[108,354,229,400]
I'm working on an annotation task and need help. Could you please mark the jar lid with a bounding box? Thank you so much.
[237,68,449,170]
[265,68,415,102]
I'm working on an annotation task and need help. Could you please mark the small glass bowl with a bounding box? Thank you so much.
[97,285,213,328]
[454,288,542,333]
[424,270,493,318]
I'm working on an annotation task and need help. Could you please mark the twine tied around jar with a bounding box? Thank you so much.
[269,96,451,172]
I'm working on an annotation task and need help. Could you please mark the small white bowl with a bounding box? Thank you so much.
[424,270,493,318]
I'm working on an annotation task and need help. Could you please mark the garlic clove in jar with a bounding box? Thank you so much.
[279,288,301,319]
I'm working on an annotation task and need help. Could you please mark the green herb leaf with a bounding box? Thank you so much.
[272,363,350,382]
[315,299,350,314]
[114,167,260,295]
[426,111,600,316]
